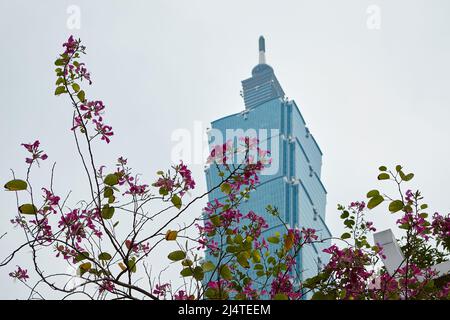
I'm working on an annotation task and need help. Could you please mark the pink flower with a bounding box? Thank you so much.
[99,280,115,294]
[9,266,29,282]
[177,161,196,191]
[63,35,78,55]
[174,290,189,300]
[125,239,151,255]
[93,119,113,144]
[397,211,431,240]
[124,182,149,196]
[301,227,318,243]
[22,140,48,165]
[270,273,300,300]
[153,283,170,297]
[117,157,127,165]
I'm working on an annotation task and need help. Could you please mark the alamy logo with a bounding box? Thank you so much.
[171,121,280,175]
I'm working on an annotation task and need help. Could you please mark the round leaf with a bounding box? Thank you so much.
[202,261,215,272]
[75,252,90,262]
[341,232,351,240]
[98,252,112,261]
[367,195,384,209]
[19,204,38,215]
[4,179,28,191]
[366,189,380,198]
[168,250,186,261]
[193,266,204,281]
[388,200,404,213]
[180,268,193,277]
[377,173,390,180]
[54,86,66,95]
[274,293,288,300]
[171,195,182,209]
[267,236,279,244]
[104,174,119,186]
[219,265,232,280]
[101,205,115,219]
[220,183,232,195]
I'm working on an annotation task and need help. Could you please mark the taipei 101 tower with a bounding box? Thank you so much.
[204,36,331,291]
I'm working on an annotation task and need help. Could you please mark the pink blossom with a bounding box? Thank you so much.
[22,140,48,165]
[99,280,115,294]
[153,283,170,297]
[9,266,29,282]
[174,290,189,300]
[63,35,78,55]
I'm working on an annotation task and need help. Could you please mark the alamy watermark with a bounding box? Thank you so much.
[366,4,381,30]
[171,121,280,176]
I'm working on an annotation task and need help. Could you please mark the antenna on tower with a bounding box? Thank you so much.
[258,36,266,65]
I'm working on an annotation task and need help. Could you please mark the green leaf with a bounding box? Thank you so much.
[101,204,115,219]
[75,252,90,262]
[171,195,182,209]
[4,179,28,191]
[311,291,335,300]
[127,258,137,273]
[378,166,387,171]
[167,250,186,261]
[202,261,215,272]
[340,211,349,219]
[55,77,64,85]
[54,58,65,66]
[252,250,261,263]
[237,252,250,268]
[403,173,414,182]
[72,83,80,93]
[104,187,114,198]
[341,232,351,240]
[377,173,390,180]
[54,86,66,95]
[104,174,119,186]
[256,270,265,277]
[367,195,384,209]
[220,183,232,194]
[159,187,168,196]
[77,90,86,102]
[180,268,193,277]
[193,266,204,281]
[395,165,402,172]
[420,204,428,210]
[254,264,263,270]
[388,200,404,213]
[19,204,38,215]
[79,262,91,276]
[181,259,193,267]
[267,236,280,244]
[98,252,112,261]
[366,189,380,198]
[205,288,218,299]
[274,293,288,300]
[219,265,232,280]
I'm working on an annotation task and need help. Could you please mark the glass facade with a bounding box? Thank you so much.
[204,37,331,297]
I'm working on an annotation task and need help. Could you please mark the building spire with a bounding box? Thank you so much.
[258,35,266,64]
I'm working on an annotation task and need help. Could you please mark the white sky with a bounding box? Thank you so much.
[0,0,449,299]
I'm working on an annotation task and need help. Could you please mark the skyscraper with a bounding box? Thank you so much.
[204,36,331,294]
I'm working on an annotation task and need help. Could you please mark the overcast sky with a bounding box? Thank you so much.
[0,0,449,299]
